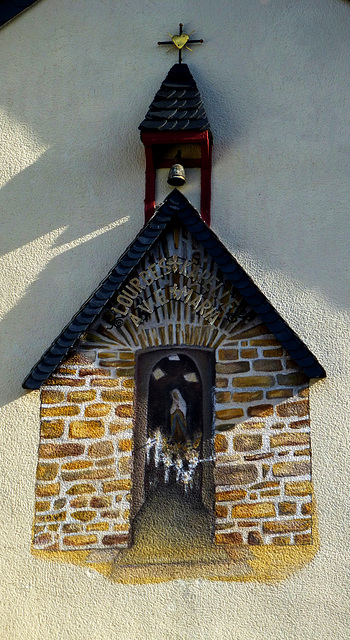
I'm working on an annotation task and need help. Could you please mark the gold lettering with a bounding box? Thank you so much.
[197,299,213,316]
[178,259,190,275]
[205,311,221,325]
[139,270,155,286]
[154,289,168,305]
[128,278,142,293]
[158,258,171,275]
[130,313,143,328]
[112,306,128,317]
[117,294,133,308]
[148,263,161,281]
[188,293,203,311]
[137,300,153,314]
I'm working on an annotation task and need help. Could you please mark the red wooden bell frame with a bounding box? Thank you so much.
[141,130,212,226]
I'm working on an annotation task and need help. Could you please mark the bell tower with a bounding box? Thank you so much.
[139,63,213,225]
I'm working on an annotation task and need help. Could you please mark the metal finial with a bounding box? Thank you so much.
[158,23,203,63]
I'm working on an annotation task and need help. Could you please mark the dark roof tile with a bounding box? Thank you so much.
[139,64,211,134]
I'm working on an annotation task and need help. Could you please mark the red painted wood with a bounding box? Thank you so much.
[141,130,212,225]
[144,145,156,223]
[141,131,208,145]
[200,134,212,225]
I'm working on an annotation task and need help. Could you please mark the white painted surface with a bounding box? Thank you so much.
[0,1,349,638]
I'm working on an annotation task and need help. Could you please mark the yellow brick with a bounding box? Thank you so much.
[56,367,77,375]
[84,403,111,418]
[115,404,133,418]
[273,462,311,477]
[114,523,130,532]
[63,535,98,547]
[35,501,51,512]
[86,523,109,531]
[36,463,59,481]
[215,489,247,501]
[62,460,92,470]
[285,481,313,496]
[232,391,263,402]
[119,352,135,361]
[88,441,114,458]
[232,376,275,388]
[215,391,231,403]
[216,408,244,420]
[215,434,228,453]
[118,438,133,452]
[263,519,311,534]
[231,502,276,519]
[41,405,80,417]
[40,420,65,439]
[35,483,60,497]
[67,390,97,403]
[46,377,85,387]
[41,390,65,404]
[69,421,104,439]
[270,433,310,448]
[79,368,110,377]
[66,483,97,495]
[109,422,131,434]
[272,536,291,545]
[215,504,228,518]
[101,390,134,402]
[122,379,135,388]
[71,510,97,522]
[91,378,119,387]
[35,511,67,523]
[294,533,312,544]
[118,456,132,475]
[103,479,131,492]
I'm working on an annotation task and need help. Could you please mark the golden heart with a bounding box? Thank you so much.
[172,34,189,50]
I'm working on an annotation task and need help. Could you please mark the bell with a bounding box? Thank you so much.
[167,163,186,187]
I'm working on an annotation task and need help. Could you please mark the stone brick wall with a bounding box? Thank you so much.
[33,319,313,552]
[33,350,135,551]
[213,324,312,546]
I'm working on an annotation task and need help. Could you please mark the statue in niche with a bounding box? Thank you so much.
[170,389,187,443]
[145,354,203,495]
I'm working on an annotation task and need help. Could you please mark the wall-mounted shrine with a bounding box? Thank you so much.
[24,55,325,580]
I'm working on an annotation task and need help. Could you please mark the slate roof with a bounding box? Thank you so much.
[139,64,211,133]
[23,190,325,389]
[0,0,39,28]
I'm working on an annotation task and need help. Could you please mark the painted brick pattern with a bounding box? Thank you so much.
[33,351,135,551]
[33,319,313,551]
[213,323,312,546]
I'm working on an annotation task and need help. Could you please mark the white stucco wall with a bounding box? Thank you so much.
[0,0,349,638]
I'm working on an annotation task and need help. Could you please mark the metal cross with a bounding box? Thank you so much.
[158,23,203,64]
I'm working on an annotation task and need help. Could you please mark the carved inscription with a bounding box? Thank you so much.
[111,255,237,328]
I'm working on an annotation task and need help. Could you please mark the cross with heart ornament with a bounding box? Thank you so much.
[158,23,203,63]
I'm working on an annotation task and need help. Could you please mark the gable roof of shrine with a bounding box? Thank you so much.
[23,190,325,389]
[139,64,211,134]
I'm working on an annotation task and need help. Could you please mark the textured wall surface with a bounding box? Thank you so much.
[0,0,349,638]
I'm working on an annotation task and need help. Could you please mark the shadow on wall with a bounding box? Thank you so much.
[0,140,144,407]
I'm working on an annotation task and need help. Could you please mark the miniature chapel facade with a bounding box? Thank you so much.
[24,64,325,555]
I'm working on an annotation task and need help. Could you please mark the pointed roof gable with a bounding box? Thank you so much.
[23,191,325,389]
[139,63,211,133]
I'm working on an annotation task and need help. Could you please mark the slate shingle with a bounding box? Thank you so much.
[139,64,211,133]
